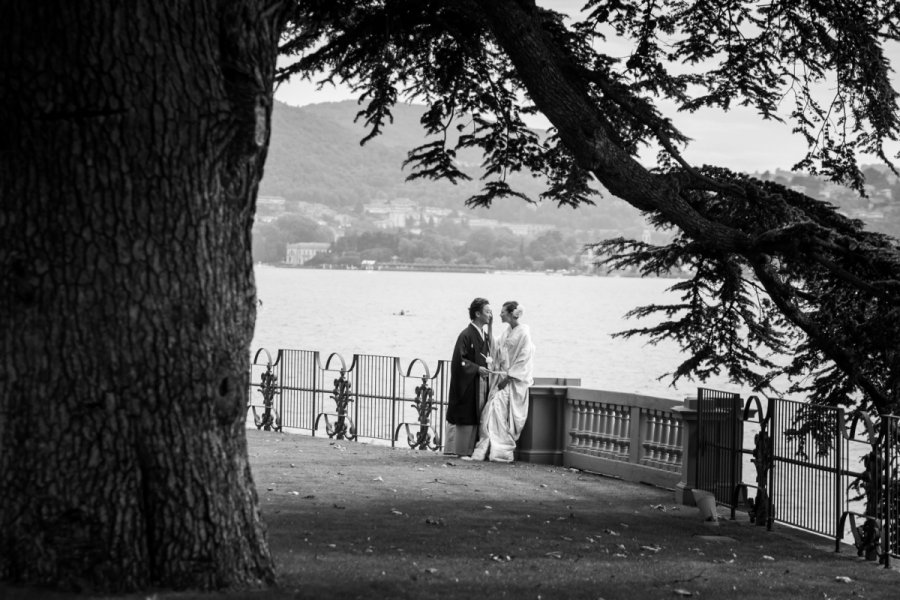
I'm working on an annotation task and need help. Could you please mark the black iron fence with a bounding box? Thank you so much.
[695,388,743,509]
[696,392,899,567]
[886,414,900,562]
[248,348,451,449]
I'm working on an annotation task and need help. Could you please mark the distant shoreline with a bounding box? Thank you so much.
[265,262,689,278]
[274,262,491,274]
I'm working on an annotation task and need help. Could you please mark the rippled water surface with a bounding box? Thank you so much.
[251,266,741,399]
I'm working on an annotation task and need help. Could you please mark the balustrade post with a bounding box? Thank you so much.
[585,404,596,453]
[600,405,612,455]
[574,399,586,451]
[628,405,641,464]
[517,378,579,465]
[673,395,699,506]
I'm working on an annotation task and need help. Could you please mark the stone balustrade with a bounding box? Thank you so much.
[520,379,689,494]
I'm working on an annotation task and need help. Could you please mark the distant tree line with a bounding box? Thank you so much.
[252,213,582,270]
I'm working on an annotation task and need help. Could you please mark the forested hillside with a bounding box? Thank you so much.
[259,100,900,256]
[259,100,649,232]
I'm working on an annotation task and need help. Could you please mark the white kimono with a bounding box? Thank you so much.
[471,323,535,462]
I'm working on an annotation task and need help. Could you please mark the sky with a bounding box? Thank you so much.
[274,1,900,173]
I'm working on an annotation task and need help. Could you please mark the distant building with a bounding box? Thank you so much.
[285,242,330,265]
[505,222,555,237]
[364,199,416,226]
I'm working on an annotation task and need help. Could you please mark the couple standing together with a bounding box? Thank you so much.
[444,297,536,463]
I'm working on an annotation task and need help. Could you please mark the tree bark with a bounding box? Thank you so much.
[0,0,284,591]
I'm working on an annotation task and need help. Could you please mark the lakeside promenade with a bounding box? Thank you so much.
[2,428,895,599]
[250,430,897,600]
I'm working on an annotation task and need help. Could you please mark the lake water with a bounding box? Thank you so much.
[251,266,743,400]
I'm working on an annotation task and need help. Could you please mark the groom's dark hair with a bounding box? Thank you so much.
[468,297,489,320]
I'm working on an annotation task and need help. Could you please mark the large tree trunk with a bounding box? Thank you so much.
[0,1,284,591]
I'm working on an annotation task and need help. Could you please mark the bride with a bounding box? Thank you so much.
[466,300,535,463]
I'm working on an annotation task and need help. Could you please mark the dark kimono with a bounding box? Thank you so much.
[447,323,490,425]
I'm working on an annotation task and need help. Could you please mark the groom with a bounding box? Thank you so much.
[444,297,492,457]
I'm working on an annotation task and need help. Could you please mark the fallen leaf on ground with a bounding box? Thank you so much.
[835,576,852,583]
[391,509,404,516]
[673,589,693,597]
[372,476,383,482]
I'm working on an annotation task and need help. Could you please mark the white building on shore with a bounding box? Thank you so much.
[285,242,330,265]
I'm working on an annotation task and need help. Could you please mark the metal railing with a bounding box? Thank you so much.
[694,393,899,567]
[695,388,743,509]
[886,415,900,564]
[249,348,450,449]
[770,399,849,541]
[837,412,900,567]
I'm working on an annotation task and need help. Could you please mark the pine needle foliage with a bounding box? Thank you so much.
[280,0,900,420]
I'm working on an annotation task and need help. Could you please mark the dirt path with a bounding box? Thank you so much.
[252,431,897,600]
[2,429,897,599]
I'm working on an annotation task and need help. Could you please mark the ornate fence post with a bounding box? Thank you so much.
[250,348,282,432]
[740,395,772,527]
[394,359,441,451]
[256,365,282,431]
[313,353,358,441]
[750,428,774,525]
[412,374,440,450]
[839,411,883,561]
[328,368,356,441]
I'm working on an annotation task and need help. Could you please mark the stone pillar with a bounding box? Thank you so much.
[673,395,698,506]
[516,378,579,465]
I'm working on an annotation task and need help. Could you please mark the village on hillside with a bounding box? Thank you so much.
[252,166,900,276]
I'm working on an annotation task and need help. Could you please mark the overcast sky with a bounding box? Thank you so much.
[275,1,900,173]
